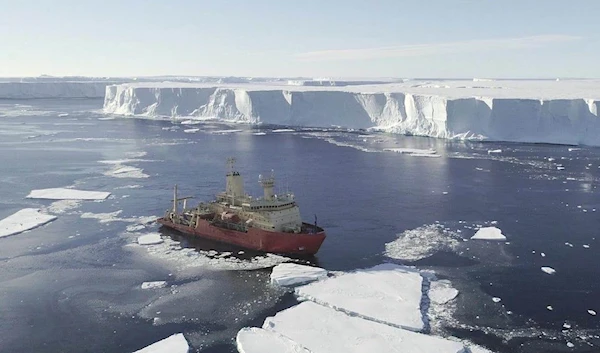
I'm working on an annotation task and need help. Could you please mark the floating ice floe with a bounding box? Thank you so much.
[252,132,267,136]
[138,233,163,245]
[262,301,466,353]
[270,263,328,287]
[210,129,243,134]
[141,281,167,289]
[26,188,110,200]
[383,148,440,158]
[104,165,149,178]
[487,149,502,154]
[133,333,189,353]
[429,279,459,305]
[471,227,506,241]
[541,267,556,275]
[0,208,57,238]
[44,199,82,214]
[183,128,199,133]
[588,310,597,316]
[295,263,424,331]
[272,129,295,133]
[236,327,311,353]
[492,297,502,303]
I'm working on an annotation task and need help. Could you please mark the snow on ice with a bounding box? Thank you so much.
[0,208,57,238]
[137,233,163,245]
[26,188,110,200]
[471,227,506,241]
[236,327,311,353]
[133,333,189,353]
[262,301,466,353]
[270,263,328,286]
[103,79,600,146]
[295,263,425,331]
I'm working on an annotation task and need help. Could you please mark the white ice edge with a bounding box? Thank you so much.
[133,333,189,353]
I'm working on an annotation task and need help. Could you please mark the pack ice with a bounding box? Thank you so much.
[295,263,425,331]
[104,79,600,146]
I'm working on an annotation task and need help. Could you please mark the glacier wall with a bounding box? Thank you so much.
[0,82,109,99]
[104,84,600,146]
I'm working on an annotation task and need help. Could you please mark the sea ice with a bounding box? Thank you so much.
[0,208,57,238]
[183,128,199,133]
[471,227,506,241]
[26,188,110,200]
[141,281,167,289]
[295,263,424,331]
[429,280,459,304]
[487,149,502,154]
[133,333,189,353]
[262,301,466,353]
[541,267,556,274]
[588,310,596,316]
[236,327,311,353]
[104,165,149,178]
[138,233,163,245]
[383,148,438,156]
[272,129,295,133]
[384,224,460,261]
[270,263,328,286]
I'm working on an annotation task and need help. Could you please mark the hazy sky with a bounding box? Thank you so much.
[1,0,598,78]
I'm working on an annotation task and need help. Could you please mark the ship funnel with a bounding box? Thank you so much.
[259,172,275,201]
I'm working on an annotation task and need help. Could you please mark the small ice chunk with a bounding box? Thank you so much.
[487,149,502,154]
[541,252,546,257]
[138,233,163,245]
[183,128,199,133]
[295,263,424,331]
[27,188,110,200]
[547,305,554,311]
[270,263,327,286]
[141,281,167,289]
[0,208,57,238]
[583,244,590,249]
[383,148,438,157]
[471,227,506,241]
[563,323,572,329]
[272,129,295,133]
[541,267,556,275]
[236,327,311,353]
[429,280,459,305]
[263,301,466,353]
[557,166,565,170]
[567,342,575,348]
[588,310,597,316]
[133,333,188,353]
[492,297,502,303]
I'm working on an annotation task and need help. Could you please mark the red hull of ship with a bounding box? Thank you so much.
[157,217,326,255]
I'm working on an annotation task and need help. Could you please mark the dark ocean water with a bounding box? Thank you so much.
[0,99,599,353]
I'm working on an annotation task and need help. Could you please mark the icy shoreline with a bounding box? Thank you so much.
[103,79,600,146]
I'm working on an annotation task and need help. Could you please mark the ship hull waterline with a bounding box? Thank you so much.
[156,217,326,255]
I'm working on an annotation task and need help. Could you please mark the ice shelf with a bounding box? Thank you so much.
[103,79,600,146]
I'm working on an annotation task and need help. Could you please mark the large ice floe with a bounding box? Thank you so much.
[295,263,424,331]
[26,188,111,200]
[261,301,465,353]
[0,208,57,238]
[237,263,473,353]
[133,333,189,353]
[103,79,600,146]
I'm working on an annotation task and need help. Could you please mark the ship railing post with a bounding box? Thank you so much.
[173,184,178,214]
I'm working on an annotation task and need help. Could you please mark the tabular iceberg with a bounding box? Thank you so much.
[102,79,600,146]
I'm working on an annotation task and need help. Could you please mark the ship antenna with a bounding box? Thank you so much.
[227,157,236,174]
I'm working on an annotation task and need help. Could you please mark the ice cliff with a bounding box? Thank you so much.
[104,80,600,146]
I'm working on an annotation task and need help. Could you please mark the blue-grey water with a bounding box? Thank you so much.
[0,99,599,353]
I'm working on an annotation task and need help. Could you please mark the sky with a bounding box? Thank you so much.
[1,0,599,78]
